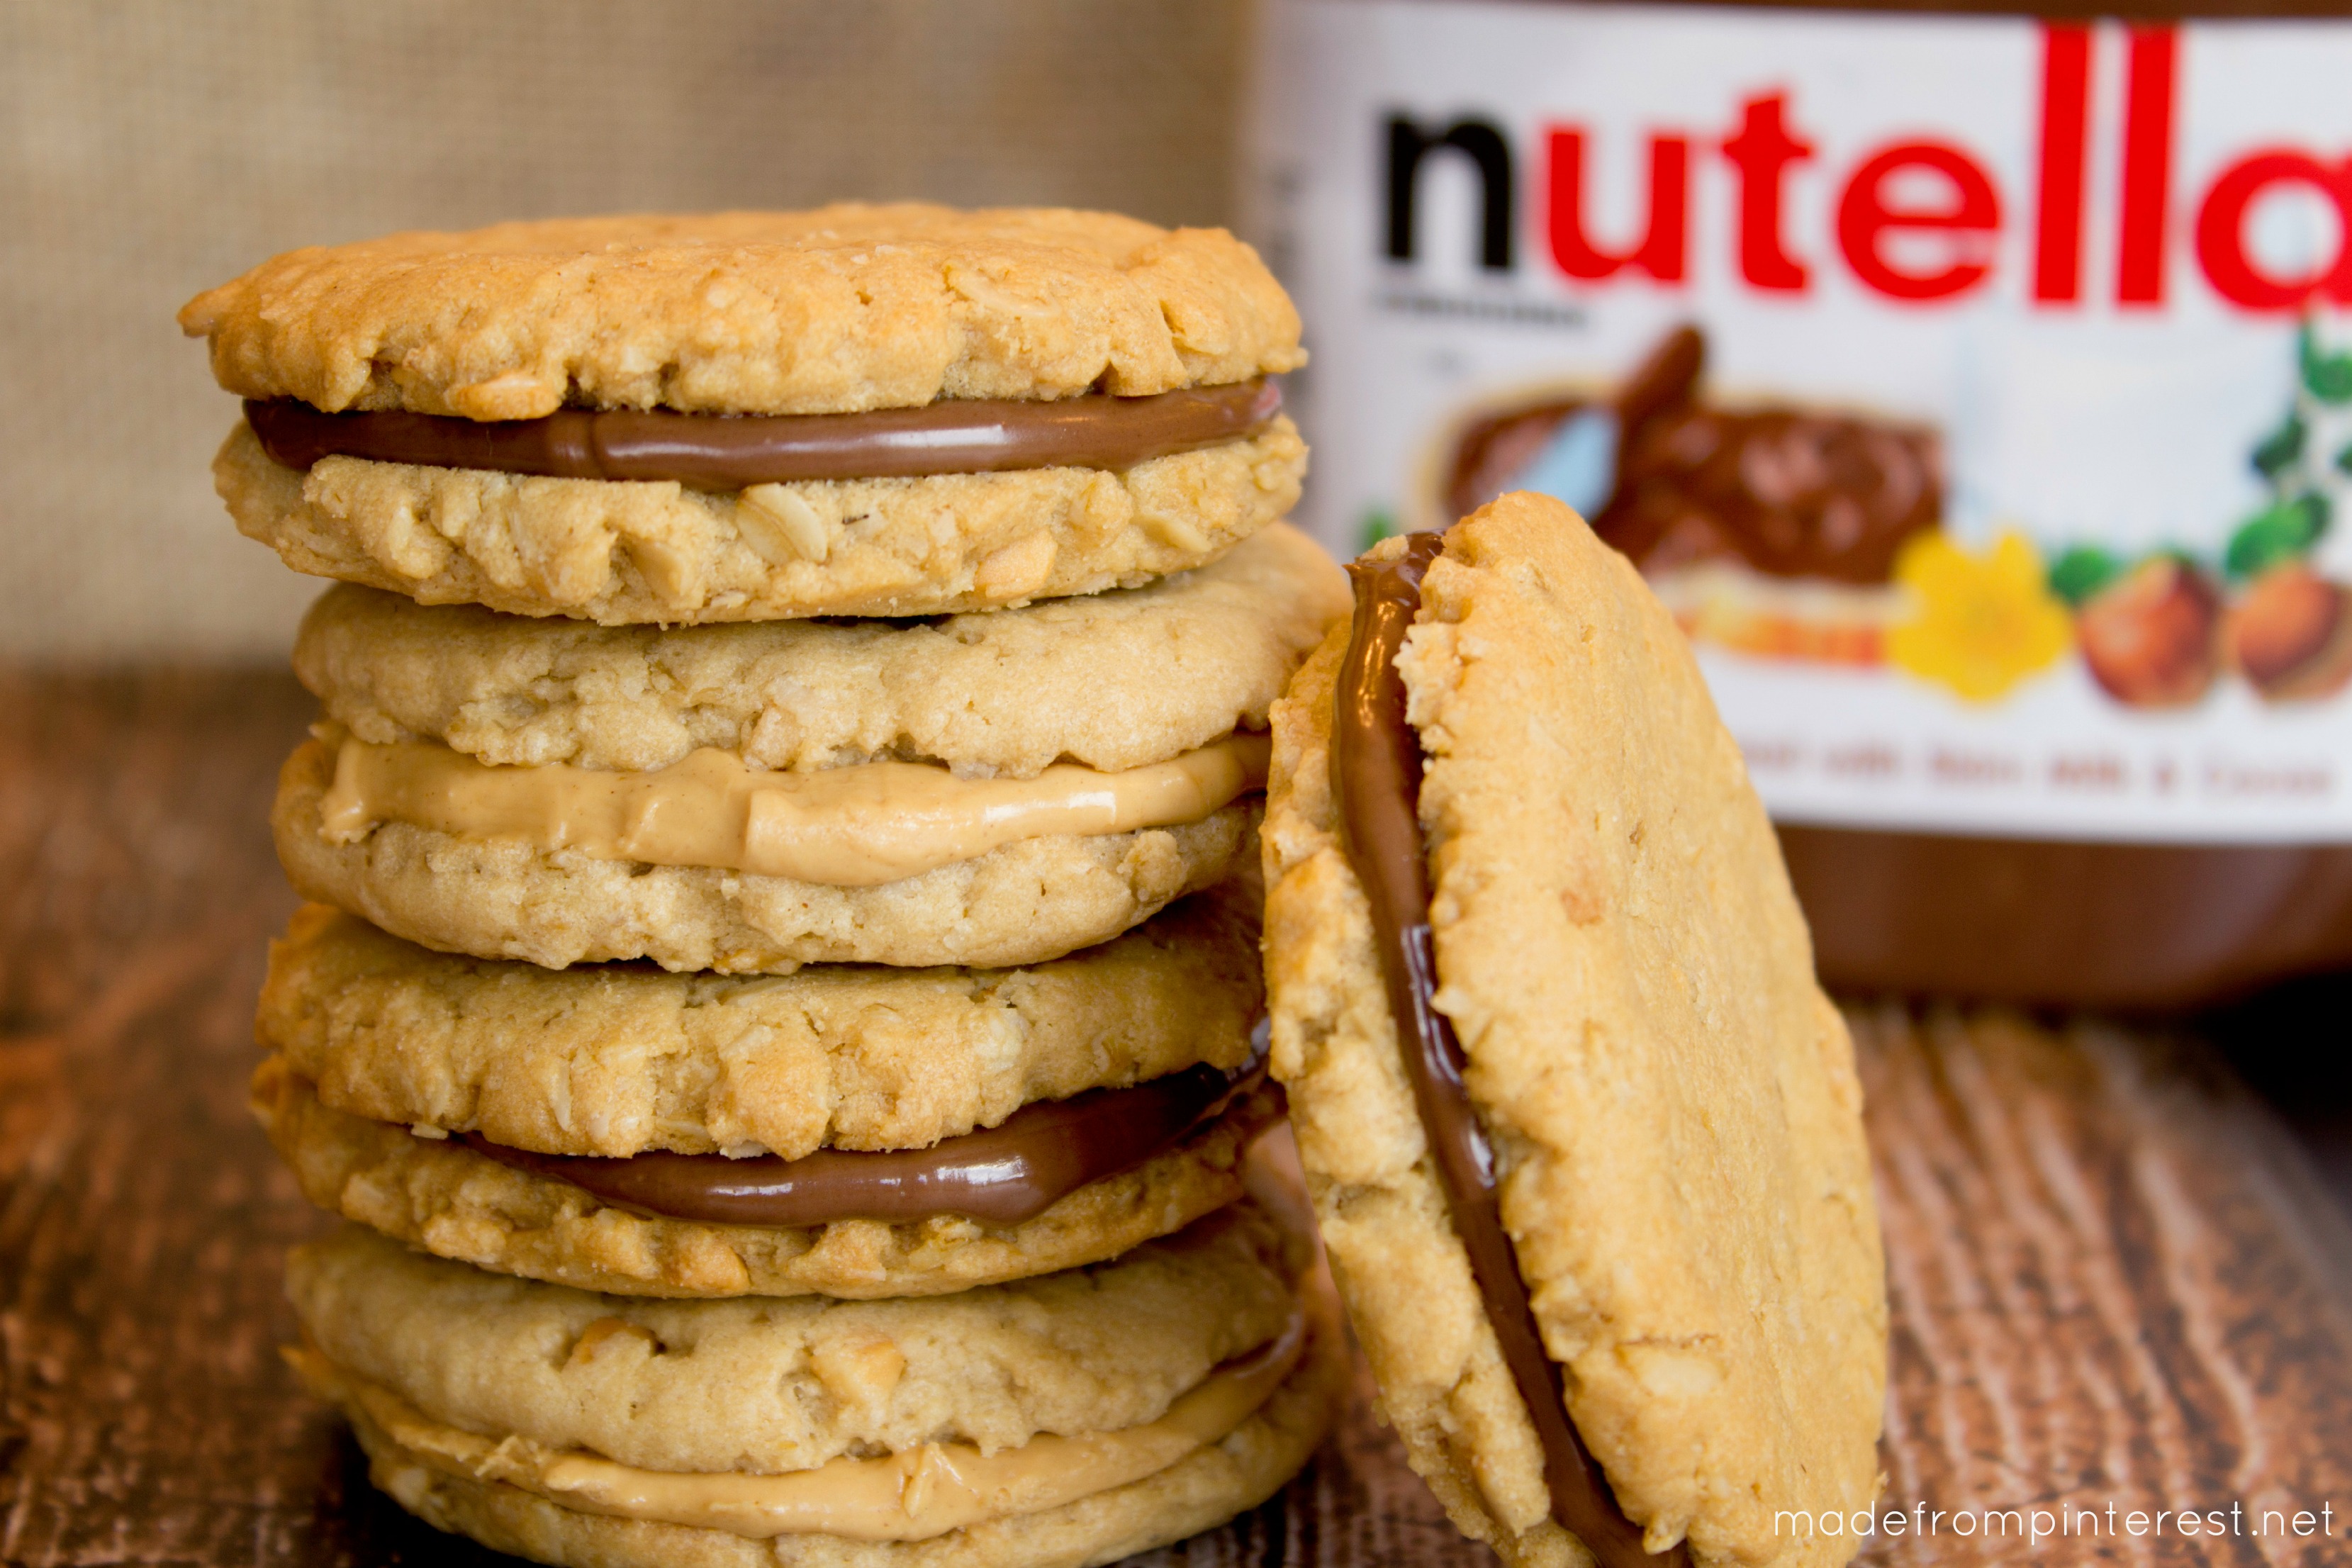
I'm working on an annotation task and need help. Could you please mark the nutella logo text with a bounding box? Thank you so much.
[1384,23,2352,312]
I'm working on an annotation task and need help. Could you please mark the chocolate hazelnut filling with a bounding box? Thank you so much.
[1333,534,1684,1568]
[461,1048,1270,1229]
[245,380,1280,491]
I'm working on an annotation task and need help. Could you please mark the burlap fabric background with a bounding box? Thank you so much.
[0,1,1248,661]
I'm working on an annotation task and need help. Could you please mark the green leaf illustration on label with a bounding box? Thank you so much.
[2299,324,2352,404]
[2226,492,2329,580]
[2048,545,2124,605]
[2252,411,2307,479]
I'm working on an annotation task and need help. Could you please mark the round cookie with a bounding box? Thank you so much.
[254,1055,1284,1299]
[257,885,1260,1160]
[179,207,1305,418]
[211,412,1307,624]
[1260,495,1886,1568]
[291,522,1343,778]
[181,205,1309,620]
[274,524,1345,972]
[285,1187,1345,1566]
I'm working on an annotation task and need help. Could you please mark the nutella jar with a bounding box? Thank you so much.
[1248,0,2352,1006]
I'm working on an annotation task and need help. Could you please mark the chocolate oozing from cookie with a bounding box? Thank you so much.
[1333,534,1685,1568]
[461,1048,1270,1228]
[245,380,1280,491]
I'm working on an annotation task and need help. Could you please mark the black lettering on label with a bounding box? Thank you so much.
[1385,114,1516,271]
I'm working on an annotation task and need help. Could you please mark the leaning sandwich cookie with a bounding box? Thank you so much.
[1261,493,1887,1568]
[271,522,1345,973]
[249,886,1282,1299]
[179,206,1307,623]
[284,1173,1345,1568]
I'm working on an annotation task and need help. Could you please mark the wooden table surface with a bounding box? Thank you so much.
[4,671,2349,1568]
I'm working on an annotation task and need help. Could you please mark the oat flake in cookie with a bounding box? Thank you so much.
[181,205,1309,620]
[1260,491,1887,1568]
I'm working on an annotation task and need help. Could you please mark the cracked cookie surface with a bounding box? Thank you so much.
[179,206,1304,419]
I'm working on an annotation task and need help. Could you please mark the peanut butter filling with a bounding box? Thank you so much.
[316,729,1269,887]
[289,1305,1306,1542]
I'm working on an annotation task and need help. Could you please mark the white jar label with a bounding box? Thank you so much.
[1250,0,2352,842]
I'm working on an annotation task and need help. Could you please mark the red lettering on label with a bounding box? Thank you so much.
[2195,150,2352,309]
[2116,26,2178,306]
[1838,142,2001,301]
[2033,23,2091,305]
[1723,92,1814,292]
[1379,25,2352,318]
[1545,128,1689,282]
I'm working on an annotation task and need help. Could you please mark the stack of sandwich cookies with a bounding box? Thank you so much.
[183,206,1349,1566]
[1261,493,1887,1568]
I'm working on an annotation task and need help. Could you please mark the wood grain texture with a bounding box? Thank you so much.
[1,670,2347,1567]
[1850,1008,2352,1567]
